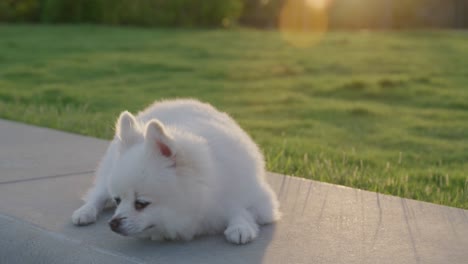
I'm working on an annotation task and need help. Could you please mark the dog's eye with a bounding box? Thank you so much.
[114,197,121,205]
[134,200,150,211]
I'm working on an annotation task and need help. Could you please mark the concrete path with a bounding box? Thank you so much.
[0,119,466,264]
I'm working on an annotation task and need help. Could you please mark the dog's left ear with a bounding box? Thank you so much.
[116,111,142,152]
[144,119,175,160]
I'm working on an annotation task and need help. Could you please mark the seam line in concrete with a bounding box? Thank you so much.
[0,213,145,264]
[0,170,95,185]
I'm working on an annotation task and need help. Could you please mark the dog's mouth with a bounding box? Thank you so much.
[111,224,156,237]
[111,228,129,236]
[133,225,156,238]
[143,224,155,232]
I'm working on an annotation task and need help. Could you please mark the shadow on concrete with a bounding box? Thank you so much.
[67,208,277,264]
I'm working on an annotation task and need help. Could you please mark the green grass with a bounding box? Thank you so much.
[0,25,467,208]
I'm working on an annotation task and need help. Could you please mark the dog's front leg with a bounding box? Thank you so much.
[72,141,117,225]
[224,208,259,244]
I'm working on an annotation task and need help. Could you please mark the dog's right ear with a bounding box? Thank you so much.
[144,119,175,160]
[116,111,142,151]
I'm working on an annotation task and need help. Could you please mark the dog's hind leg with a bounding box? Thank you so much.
[72,141,117,226]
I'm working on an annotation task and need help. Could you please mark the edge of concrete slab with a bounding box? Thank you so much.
[0,213,143,264]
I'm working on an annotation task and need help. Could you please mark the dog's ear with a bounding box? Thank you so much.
[144,119,175,160]
[116,111,142,151]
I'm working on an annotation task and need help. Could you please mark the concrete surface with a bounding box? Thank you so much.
[0,120,107,183]
[0,119,467,264]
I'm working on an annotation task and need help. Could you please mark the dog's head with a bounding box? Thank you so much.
[107,111,211,239]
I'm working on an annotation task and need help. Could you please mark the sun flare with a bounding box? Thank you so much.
[305,0,329,10]
[279,0,330,48]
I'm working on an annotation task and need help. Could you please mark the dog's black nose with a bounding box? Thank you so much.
[109,217,124,232]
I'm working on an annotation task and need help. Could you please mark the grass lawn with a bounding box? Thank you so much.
[0,25,467,208]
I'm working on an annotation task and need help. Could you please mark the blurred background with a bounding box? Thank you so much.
[1,0,468,29]
[0,0,467,209]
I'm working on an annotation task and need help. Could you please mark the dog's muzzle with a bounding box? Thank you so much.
[108,217,126,234]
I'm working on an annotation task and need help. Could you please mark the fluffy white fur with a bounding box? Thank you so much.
[72,99,280,244]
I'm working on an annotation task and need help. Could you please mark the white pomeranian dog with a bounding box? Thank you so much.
[72,99,280,244]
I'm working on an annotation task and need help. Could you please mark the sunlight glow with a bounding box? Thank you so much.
[305,0,329,10]
[279,0,331,48]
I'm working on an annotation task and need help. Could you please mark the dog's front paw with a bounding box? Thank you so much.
[72,205,97,226]
[224,223,258,245]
